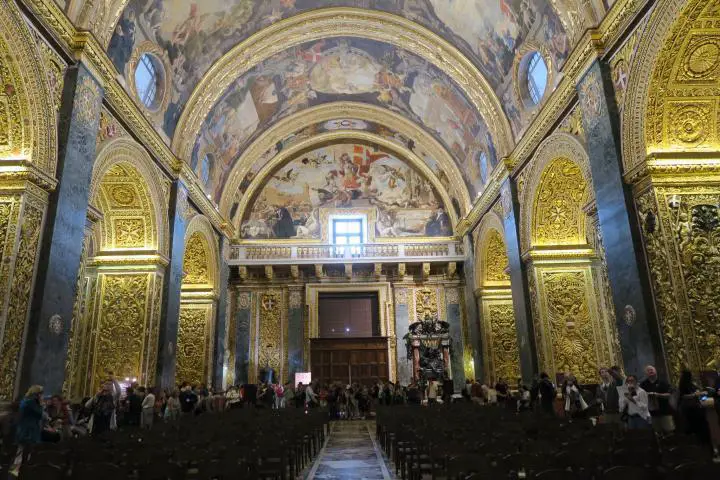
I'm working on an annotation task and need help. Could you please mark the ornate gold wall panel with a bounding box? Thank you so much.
[532,266,615,384]
[257,290,285,382]
[481,299,521,385]
[636,183,720,380]
[176,304,213,387]
[0,191,46,401]
[484,230,511,284]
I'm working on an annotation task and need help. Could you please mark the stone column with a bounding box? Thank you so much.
[445,286,466,392]
[393,287,412,385]
[212,238,230,390]
[156,182,191,388]
[235,289,252,384]
[499,179,537,382]
[20,64,103,396]
[577,60,660,376]
[287,286,305,382]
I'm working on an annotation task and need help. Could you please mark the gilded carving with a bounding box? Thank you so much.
[557,105,586,141]
[92,274,149,391]
[415,288,438,321]
[665,101,714,147]
[176,306,210,387]
[484,302,521,384]
[258,292,283,376]
[445,287,459,305]
[394,288,407,305]
[484,229,510,284]
[289,290,302,310]
[532,158,588,247]
[0,203,43,400]
[238,291,250,310]
[74,73,102,130]
[113,218,145,247]
[183,232,210,285]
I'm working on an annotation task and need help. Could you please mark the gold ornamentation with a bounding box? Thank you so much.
[484,301,521,384]
[109,185,136,207]
[289,290,302,309]
[113,218,145,247]
[74,73,102,130]
[447,262,457,279]
[374,263,382,279]
[394,288,407,305]
[265,265,274,281]
[415,288,438,320]
[532,158,588,247]
[290,265,299,280]
[421,263,430,280]
[176,306,210,387]
[0,203,43,400]
[579,70,603,129]
[558,105,586,141]
[238,292,250,309]
[258,292,283,375]
[666,102,713,146]
[684,39,720,78]
[183,232,210,285]
[445,287,459,305]
[93,274,149,392]
[398,263,406,278]
[484,229,510,284]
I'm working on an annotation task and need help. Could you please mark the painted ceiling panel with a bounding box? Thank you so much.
[107,0,568,143]
[190,38,497,203]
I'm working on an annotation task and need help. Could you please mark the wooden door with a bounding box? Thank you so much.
[310,337,389,386]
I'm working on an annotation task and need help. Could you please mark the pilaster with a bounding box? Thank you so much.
[287,286,305,382]
[393,286,412,385]
[577,59,660,377]
[212,238,230,390]
[235,289,252,385]
[445,285,465,392]
[21,64,103,396]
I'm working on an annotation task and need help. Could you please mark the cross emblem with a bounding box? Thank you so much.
[262,295,276,311]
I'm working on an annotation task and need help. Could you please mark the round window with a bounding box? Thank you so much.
[526,51,548,105]
[134,53,165,110]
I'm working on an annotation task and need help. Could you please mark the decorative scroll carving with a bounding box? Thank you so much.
[183,232,210,285]
[532,158,588,246]
[258,291,283,376]
[484,229,510,283]
[113,218,144,247]
[176,306,210,387]
[146,277,163,386]
[485,302,521,384]
[94,274,149,392]
[0,203,43,400]
[415,288,439,321]
[540,270,599,384]
[394,288,407,305]
[445,287,459,305]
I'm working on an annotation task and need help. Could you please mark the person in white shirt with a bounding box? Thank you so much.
[305,382,318,407]
[619,375,651,429]
[426,378,439,406]
[141,387,156,429]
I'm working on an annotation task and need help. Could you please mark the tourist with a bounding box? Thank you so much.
[471,379,484,405]
[305,381,319,408]
[9,385,44,475]
[677,370,711,444]
[427,377,439,406]
[46,394,71,440]
[407,381,421,405]
[538,373,556,415]
[620,375,651,429]
[179,383,198,414]
[86,382,116,436]
[595,367,622,424]
[165,390,181,421]
[141,387,156,429]
[126,386,143,426]
[640,365,675,435]
[495,377,509,405]
[273,382,285,409]
[563,375,588,419]
[517,385,531,412]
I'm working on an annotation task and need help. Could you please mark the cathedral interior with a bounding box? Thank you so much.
[0,0,719,407]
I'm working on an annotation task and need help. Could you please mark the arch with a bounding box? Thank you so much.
[172,8,514,163]
[219,102,472,219]
[91,138,169,256]
[68,0,129,48]
[234,132,460,236]
[0,0,57,173]
[182,215,220,294]
[519,133,593,253]
[621,0,720,172]
[473,212,510,290]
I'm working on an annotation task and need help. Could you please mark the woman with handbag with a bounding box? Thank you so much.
[85,382,116,436]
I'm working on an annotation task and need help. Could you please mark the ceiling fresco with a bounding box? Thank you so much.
[107,0,569,142]
[241,142,451,240]
[226,117,472,226]
[192,38,498,203]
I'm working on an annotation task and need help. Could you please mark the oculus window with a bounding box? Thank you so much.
[134,53,164,110]
[526,52,548,105]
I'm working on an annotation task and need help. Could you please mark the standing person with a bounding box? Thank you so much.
[305,381,319,408]
[619,375,651,429]
[495,377,509,405]
[179,383,198,415]
[165,390,181,421]
[407,382,421,405]
[274,383,285,409]
[538,373,556,415]
[640,365,675,435]
[141,387,156,429]
[126,387,143,426]
[85,382,116,436]
[9,385,44,476]
[563,375,589,419]
[595,367,622,424]
[677,370,711,445]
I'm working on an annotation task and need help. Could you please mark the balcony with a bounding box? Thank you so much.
[228,241,465,265]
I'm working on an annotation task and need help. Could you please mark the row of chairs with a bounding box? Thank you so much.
[18,408,327,479]
[376,404,720,479]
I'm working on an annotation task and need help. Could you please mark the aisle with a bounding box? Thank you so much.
[306,421,394,480]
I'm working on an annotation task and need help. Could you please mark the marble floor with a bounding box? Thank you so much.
[305,421,394,480]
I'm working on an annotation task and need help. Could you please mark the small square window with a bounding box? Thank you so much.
[332,218,364,246]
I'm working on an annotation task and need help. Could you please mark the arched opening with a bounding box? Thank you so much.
[64,147,167,400]
[176,222,218,388]
[475,218,519,386]
[522,137,621,385]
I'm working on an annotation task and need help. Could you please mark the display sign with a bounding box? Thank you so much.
[295,372,311,387]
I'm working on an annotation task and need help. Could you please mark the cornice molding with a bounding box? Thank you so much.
[172,7,514,163]
[456,164,509,238]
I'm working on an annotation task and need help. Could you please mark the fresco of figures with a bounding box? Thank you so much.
[241,143,452,240]
[191,37,497,202]
[227,118,465,225]
[108,0,568,144]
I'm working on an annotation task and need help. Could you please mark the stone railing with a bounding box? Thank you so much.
[229,240,465,265]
